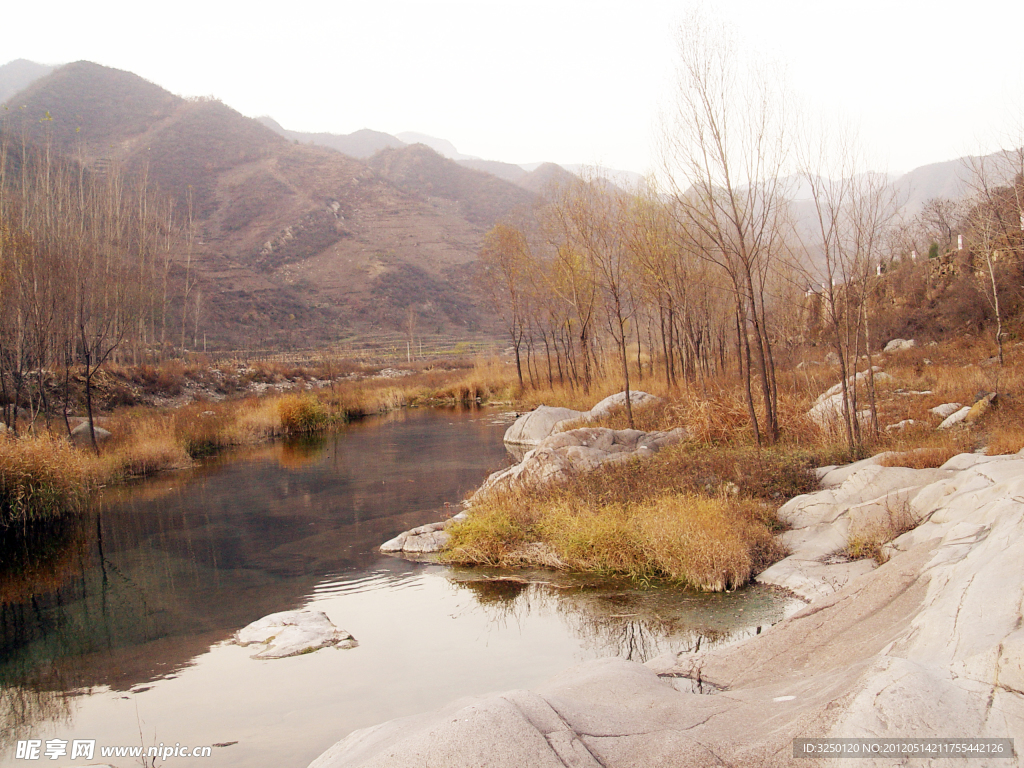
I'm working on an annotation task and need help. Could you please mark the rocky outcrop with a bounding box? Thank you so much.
[503,406,588,447]
[806,368,891,431]
[313,449,1024,767]
[474,426,687,502]
[234,610,357,659]
[883,337,917,352]
[503,391,663,447]
[383,394,679,557]
[379,514,467,555]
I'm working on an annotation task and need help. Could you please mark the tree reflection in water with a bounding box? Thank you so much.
[0,514,88,749]
[449,573,770,663]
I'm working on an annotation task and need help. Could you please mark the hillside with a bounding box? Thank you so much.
[368,143,537,228]
[256,116,406,159]
[0,59,55,104]
[1,62,504,349]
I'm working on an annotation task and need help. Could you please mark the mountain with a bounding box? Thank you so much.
[395,132,474,161]
[256,117,406,159]
[0,59,55,105]
[1,61,505,348]
[368,143,536,228]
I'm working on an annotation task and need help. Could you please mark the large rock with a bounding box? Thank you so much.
[930,402,963,418]
[234,610,356,659]
[883,337,917,352]
[504,392,665,447]
[503,406,587,447]
[380,520,456,554]
[312,451,1024,767]
[70,420,112,446]
[806,368,891,431]
[587,390,663,419]
[937,405,970,429]
[475,426,687,501]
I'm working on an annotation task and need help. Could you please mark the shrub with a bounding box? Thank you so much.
[0,435,93,525]
[277,395,331,434]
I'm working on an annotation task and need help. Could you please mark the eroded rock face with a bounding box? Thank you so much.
[234,610,357,659]
[473,426,688,502]
[313,450,1024,768]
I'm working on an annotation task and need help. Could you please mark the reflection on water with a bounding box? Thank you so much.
[449,571,789,663]
[0,407,797,768]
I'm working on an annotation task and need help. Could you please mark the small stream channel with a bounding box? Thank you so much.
[0,407,798,767]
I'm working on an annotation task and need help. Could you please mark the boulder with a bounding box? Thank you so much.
[586,390,663,419]
[475,426,688,501]
[233,610,356,659]
[504,392,665,447]
[503,406,587,447]
[885,419,919,432]
[380,521,452,554]
[70,421,112,446]
[929,402,963,418]
[937,406,970,429]
[883,337,917,352]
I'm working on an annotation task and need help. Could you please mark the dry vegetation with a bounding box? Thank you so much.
[0,357,516,527]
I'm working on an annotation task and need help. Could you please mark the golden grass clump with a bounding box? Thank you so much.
[277,394,332,434]
[845,500,921,564]
[446,490,783,591]
[0,435,94,525]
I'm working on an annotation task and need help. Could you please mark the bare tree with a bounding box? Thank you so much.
[661,10,790,444]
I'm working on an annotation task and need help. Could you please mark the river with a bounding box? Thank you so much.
[0,407,796,767]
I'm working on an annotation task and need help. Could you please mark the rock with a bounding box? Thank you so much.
[380,521,451,554]
[503,406,587,447]
[825,350,841,366]
[505,392,665,448]
[937,406,970,429]
[70,421,112,446]
[885,419,919,432]
[883,337,917,352]
[233,610,356,659]
[586,390,663,419]
[965,392,996,424]
[0,422,6,434]
[319,452,1024,767]
[930,402,963,418]
[475,426,688,501]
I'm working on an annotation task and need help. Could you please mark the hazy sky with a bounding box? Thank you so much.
[6,0,1023,175]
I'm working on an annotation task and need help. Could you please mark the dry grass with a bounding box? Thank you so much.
[446,488,784,591]
[879,429,975,469]
[0,435,95,525]
[845,500,921,564]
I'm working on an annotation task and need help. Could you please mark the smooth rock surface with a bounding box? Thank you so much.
[930,402,963,418]
[937,405,971,429]
[883,337,917,352]
[504,406,587,446]
[504,392,665,447]
[312,451,1024,767]
[379,521,452,554]
[234,610,356,659]
[70,421,112,445]
[475,426,687,501]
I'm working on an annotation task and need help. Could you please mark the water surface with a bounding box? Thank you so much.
[0,407,796,767]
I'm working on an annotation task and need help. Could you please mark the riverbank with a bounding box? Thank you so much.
[0,359,516,526]
[314,447,1024,767]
